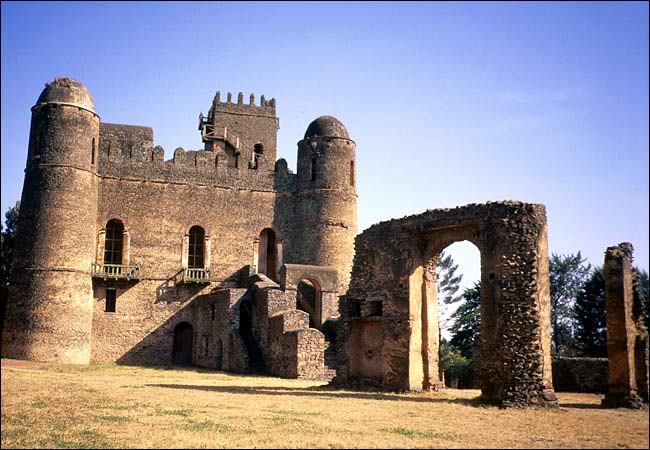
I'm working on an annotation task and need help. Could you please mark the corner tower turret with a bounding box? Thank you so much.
[2,77,100,364]
[295,116,358,292]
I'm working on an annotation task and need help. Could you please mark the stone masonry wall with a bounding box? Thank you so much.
[602,243,649,408]
[335,201,557,408]
[552,357,608,393]
[249,274,325,379]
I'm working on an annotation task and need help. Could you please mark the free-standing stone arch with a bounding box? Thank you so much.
[335,201,558,408]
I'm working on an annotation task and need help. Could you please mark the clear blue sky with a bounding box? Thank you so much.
[2,1,649,283]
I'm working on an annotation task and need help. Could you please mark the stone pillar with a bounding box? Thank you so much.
[602,243,647,408]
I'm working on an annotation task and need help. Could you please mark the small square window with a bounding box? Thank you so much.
[105,289,117,313]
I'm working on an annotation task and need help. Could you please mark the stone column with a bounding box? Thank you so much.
[602,243,646,408]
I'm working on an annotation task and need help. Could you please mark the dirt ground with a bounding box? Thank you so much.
[1,358,648,449]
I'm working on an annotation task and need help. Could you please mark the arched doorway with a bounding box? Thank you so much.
[409,231,484,392]
[296,279,321,329]
[172,322,194,365]
[436,241,481,389]
[257,228,277,281]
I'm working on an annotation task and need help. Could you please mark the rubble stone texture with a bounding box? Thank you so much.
[601,243,649,408]
[333,202,559,408]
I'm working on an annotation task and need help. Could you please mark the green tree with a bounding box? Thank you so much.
[436,250,464,332]
[441,282,481,388]
[437,250,464,306]
[449,281,481,359]
[549,252,591,356]
[1,201,20,288]
[1,201,20,333]
[574,267,606,357]
[440,338,474,388]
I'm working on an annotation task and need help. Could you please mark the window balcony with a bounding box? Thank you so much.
[92,263,141,281]
[182,268,211,284]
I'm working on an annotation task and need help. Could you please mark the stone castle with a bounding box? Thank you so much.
[3,77,647,408]
[2,77,356,379]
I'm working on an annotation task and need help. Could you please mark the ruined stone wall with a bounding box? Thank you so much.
[602,243,649,408]
[247,275,326,379]
[193,288,248,372]
[335,202,557,408]
[552,357,608,393]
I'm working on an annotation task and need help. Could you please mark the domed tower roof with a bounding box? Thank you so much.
[35,77,96,113]
[304,115,350,139]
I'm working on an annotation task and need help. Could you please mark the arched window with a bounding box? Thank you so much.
[104,219,124,265]
[91,137,96,165]
[188,226,205,269]
[350,160,355,186]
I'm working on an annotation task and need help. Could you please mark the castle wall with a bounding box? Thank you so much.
[90,170,279,362]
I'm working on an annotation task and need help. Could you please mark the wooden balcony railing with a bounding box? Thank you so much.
[92,263,141,280]
[182,268,211,284]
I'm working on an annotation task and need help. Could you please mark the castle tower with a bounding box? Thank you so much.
[199,90,278,172]
[295,116,358,292]
[1,78,100,364]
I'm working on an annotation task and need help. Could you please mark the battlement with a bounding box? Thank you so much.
[207,91,276,118]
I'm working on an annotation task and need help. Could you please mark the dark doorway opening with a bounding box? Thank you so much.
[172,322,194,365]
[239,298,266,374]
[296,279,320,329]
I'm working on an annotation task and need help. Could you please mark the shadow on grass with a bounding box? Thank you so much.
[145,383,484,407]
[558,403,605,410]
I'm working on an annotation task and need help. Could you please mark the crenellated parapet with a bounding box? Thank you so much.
[206,91,276,119]
[201,90,279,172]
[96,122,297,192]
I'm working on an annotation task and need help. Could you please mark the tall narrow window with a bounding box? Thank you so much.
[104,219,124,265]
[105,289,117,312]
[350,160,355,186]
[310,157,317,181]
[91,137,96,165]
[188,226,205,269]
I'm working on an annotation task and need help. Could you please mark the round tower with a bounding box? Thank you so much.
[295,116,358,293]
[2,78,100,364]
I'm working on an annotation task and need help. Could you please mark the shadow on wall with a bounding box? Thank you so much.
[155,272,205,303]
[116,266,251,366]
[116,295,201,366]
[154,266,252,303]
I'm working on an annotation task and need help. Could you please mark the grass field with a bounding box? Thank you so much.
[1,358,648,449]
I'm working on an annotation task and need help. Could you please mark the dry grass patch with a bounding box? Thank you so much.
[1,358,648,448]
